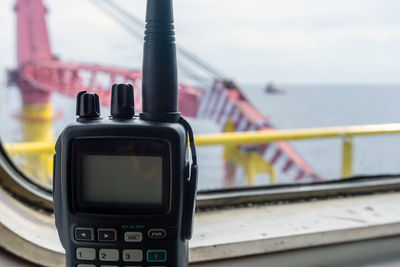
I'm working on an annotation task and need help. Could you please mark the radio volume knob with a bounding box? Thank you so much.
[76,91,100,119]
[111,84,135,119]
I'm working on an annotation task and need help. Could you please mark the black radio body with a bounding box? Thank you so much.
[54,116,194,267]
[54,0,198,265]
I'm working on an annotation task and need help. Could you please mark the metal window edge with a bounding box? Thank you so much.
[0,223,64,267]
[0,182,64,266]
[196,176,400,208]
[0,144,53,210]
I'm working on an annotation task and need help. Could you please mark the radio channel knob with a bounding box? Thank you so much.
[76,91,100,119]
[110,84,135,119]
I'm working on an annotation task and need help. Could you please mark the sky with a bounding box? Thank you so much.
[0,0,400,85]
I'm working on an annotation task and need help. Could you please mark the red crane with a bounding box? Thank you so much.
[9,0,319,184]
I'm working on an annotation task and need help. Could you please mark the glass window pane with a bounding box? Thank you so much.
[0,0,399,192]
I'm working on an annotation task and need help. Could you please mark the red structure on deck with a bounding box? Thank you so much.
[9,0,319,184]
[15,0,52,105]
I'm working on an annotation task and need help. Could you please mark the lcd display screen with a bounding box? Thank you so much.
[81,155,163,205]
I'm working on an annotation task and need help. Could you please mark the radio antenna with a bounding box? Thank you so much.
[140,0,180,122]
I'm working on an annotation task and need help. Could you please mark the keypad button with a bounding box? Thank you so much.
[147,250,167,262]
[124,232,143,242]
[77,264,96,267]
[75,227,94,241]
[98,228,117,242]
[148,229,167,239]
[76,248,96,260]
[122,249,143,262]
[99,249,119,261]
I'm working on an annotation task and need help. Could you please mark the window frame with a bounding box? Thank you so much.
[1,140,400,266]
[0,143,53,211]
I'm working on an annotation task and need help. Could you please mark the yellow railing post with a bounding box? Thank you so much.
[244,155,257,185]
[341,135,353,178]
[13,103,55,186]
[223,119,237,186]
[244,153,277,185]
[223,119,277,185]
[267,163,277,184]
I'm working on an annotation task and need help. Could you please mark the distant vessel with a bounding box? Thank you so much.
[265,83,286,94]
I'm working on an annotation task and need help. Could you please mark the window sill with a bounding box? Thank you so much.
[1,184,400,266]
[190,191,400,262]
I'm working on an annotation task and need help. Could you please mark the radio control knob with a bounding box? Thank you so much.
[111,84,135,119]
[76,91,100,119]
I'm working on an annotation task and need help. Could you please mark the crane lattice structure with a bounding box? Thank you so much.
[8,0,319,186]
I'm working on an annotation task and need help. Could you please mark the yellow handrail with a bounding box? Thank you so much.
[5,141,55,155]
[4,123,400,181]
[195,123,400,146]
[194,123,400,178]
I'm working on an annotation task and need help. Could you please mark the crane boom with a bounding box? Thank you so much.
[11,0,318,184]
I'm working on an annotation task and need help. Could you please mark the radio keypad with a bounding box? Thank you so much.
[147,250,167,262]
[123,249,143,262]
[148,229,167,239]
[98,229,117,242]
[74,226,170,266]
[124,232,143,242]
[75,227,95,242]
[76,248,96,260]
[99,249,119,262]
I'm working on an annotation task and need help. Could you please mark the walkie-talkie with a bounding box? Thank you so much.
[53,1,198,266]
